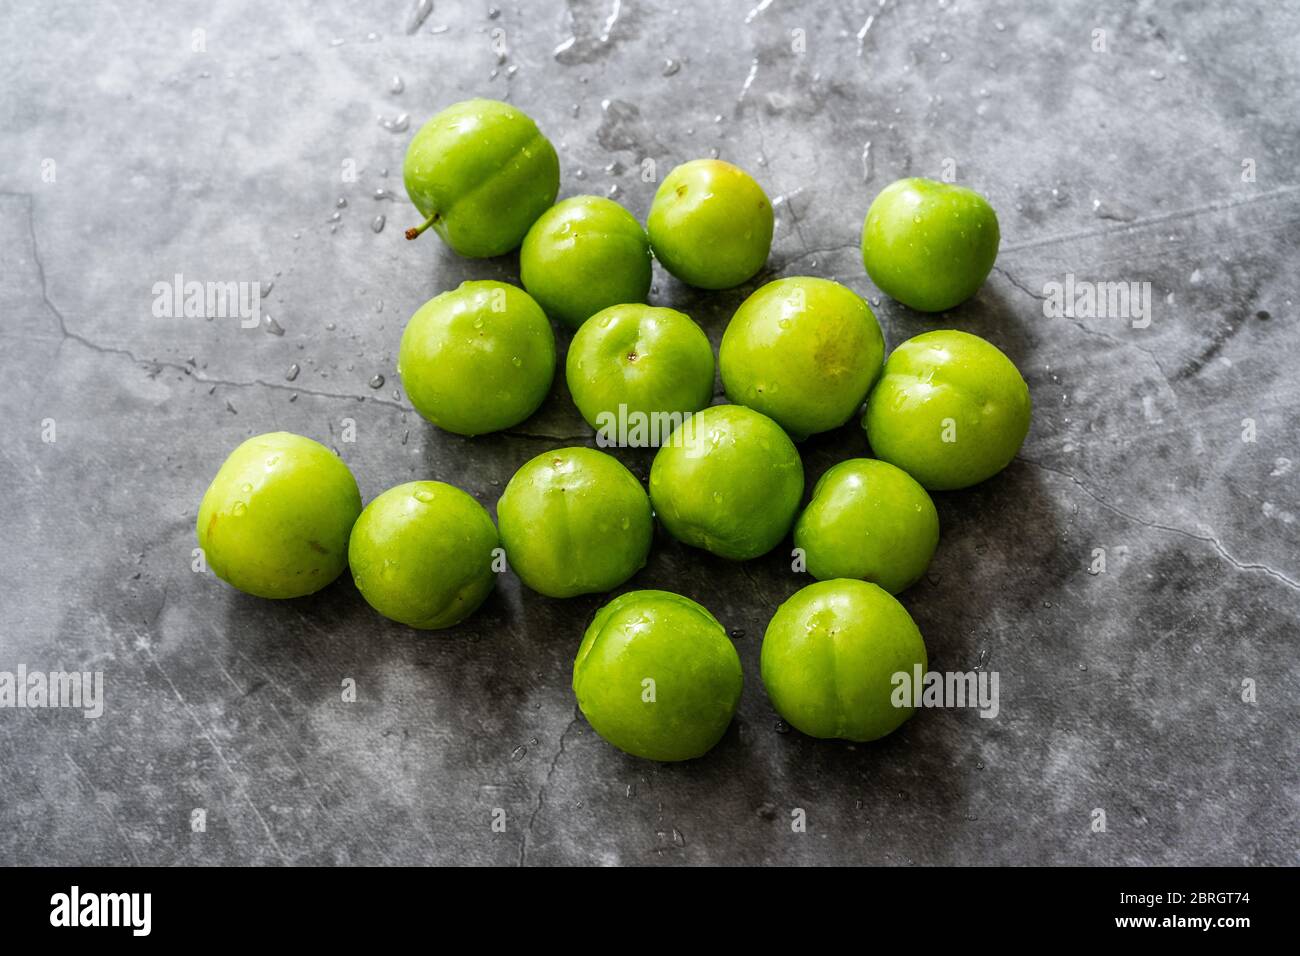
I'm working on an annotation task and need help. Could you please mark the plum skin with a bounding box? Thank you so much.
[860,177,1000,313]
[863,329,1031,490]
[761,579,928,742]
[519,196,652,329]
[348,481,499,630]
[196,432,361,599]
[565,303,714,442]
[403,98,560,258]
[649,405,804,560]
[793,458,939,594]
[573,590,743,761]
[720,276,885,439]
[398,280,556,437]
[647,159,773,290]
[497,447,653,598]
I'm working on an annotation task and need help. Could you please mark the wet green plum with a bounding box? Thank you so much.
[720,276,885,439]
[196,432,361,599]
[863,330,1031,490]
[398,280,556,437]
[649,405,804,560]
[861,177,1000,312]
[647,159,773,290]
[573,590,743,761]
[519,196,652,328]
[348,481,499,629]
[403,98,560,258]
[761,579,927,742]
[793,458,938,594]
[566,304,714,445]
[497,447,652,598]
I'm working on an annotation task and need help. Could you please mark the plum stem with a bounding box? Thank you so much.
[405,212,439,241]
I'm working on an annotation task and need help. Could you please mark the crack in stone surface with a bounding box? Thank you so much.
[1018,456,1300,591]
[517,711,582,866]
[999,185,1300,255]
[10,191,407,412]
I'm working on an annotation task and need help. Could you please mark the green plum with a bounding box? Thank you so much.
[573,590,742,761]
[398,280,556,436]
[793,459,938,593]
[647,159,773,290]
[196,432,361,599]
[863,330,1031,490]
[720,276,885,439]
[519,196,652,328]
[348,481,499,629]
[497,447,652,598]
[403,98,560,257]
[761,579,927,742]
[649,404,803,560]
[861,177,1000,312]
[566,304,714,446]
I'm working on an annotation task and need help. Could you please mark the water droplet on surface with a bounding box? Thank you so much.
[369,374,385,389]
[510,744,526,761]
[262,314,285,336]
[406,0,434,34]
[390,75,405,94]
[744,0,774,24]
[371,215,386,233]
[662,57,681,76]
[379,113,410,133]
[232,501,247,516]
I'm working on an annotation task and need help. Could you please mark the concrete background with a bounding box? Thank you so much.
[1,0,1296,865]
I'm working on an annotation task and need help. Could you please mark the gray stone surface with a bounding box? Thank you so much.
[1,0,1296,866]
